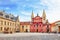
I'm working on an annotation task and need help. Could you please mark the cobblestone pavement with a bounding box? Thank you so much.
[0,33,60,40]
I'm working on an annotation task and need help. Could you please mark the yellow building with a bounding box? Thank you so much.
[0,11,20,33]
[20,22,30,32]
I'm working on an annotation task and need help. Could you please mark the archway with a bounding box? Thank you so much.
[58,26,60,33]
[36,29,38,32]
[26,29,28,32]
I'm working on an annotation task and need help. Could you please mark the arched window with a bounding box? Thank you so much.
[36,23,38,27]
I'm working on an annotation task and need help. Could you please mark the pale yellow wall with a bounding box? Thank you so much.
[0,17,16,33]
[15,21,20,32]
[51,27,55,32]
[20,25,30,32]
[51,26,59,32]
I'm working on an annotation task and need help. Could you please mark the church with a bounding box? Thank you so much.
[20,10,50,33]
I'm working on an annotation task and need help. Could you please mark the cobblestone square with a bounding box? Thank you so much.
[0,33,60,40]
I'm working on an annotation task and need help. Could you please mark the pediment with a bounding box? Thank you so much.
[34,16,42,20]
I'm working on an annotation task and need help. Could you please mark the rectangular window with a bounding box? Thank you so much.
[0,27,2,31]
[34,25,35,27]
[1,21,3,25]
[36,23,38,27]
[22,26,24,29]
[4,21,6,25]
[5,15,9,18]
[1,27,2,31]
[8,22,9,25]
[10,23,11,26]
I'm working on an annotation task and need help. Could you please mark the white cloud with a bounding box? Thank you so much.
[19,11,32,22]
[20,16,31,22]
[46,10,60,23]
[38,0,60,23]
[6,7,10,10]
[8,0,60,23]
[21,11,31,16]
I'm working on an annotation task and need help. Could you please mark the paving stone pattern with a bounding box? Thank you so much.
[0,35,60,40]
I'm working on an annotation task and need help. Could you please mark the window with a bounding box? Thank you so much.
[40,25,41,27]
[4,21,6,25]
[8,22,9,25]
[11,17,14,19]
[0,12,3,16]
[22,26,24,29]
[34,25,35,27]
[1,21,3,25]
[1,27,2,30]
[0,27,2,31]
[36,23,38,27]
[5,15,9,18]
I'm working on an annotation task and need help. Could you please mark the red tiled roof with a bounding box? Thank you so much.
[54,20,60,23]
[50,20,60,27]
[51,20,60,24]
[20,22,31,25]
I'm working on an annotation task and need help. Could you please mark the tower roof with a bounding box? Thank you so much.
[42,9,46,20]
[31,10,34,18]
[43,10,46,17]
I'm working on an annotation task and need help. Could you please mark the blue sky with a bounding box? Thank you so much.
[0,0,60,23]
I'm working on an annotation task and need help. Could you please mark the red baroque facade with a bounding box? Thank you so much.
[30,14,48,32]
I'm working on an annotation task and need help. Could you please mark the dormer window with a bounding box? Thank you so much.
[11,17,14,19]
[5,15,9,18]
[0,12,3,16]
